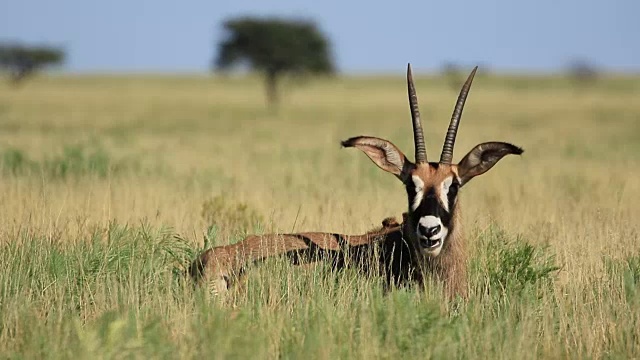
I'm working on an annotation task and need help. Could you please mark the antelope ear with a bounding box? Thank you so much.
[341,136,414,182]
[457,142,523,185]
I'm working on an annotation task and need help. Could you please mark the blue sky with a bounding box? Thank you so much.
[1,0,638,73]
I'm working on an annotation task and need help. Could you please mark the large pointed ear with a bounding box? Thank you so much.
[457,142,523,185]
[341,136,414,182]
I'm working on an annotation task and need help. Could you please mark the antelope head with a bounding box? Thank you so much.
[342,64,523,257]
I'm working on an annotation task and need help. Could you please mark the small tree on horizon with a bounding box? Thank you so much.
[214,17,335,107]
[441,61,463,91]
[0,43,64,85]
[567,58,598,88]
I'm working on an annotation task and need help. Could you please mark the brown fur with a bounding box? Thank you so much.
[188,216,405,294]
[189,212,467,299]
[420,203,467,299]
[400,163,468,298]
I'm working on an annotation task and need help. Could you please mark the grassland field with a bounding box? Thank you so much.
[0,72,639,359]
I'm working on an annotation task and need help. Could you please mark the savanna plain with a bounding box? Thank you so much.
[0,72,639,359]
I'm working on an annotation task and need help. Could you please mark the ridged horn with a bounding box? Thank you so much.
[407,63,427,164]
[439,66,478,164]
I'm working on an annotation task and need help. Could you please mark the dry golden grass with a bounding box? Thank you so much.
[0,72,639,358]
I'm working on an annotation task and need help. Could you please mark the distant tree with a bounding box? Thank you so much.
[441,61,462,91]
[214,17,335,107]
[567,58,598,87]
[0,43,64,85]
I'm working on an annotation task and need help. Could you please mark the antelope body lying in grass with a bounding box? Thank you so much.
[190,65,523,298]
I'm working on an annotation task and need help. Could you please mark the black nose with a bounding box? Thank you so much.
[418,224,441,238]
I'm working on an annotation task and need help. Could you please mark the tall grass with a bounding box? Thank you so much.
[0,73,639,358]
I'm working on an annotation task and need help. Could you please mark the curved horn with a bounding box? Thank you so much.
[407,64,427,164]
[440,66,478,164]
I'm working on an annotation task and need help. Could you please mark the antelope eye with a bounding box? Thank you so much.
[448,182,460,195]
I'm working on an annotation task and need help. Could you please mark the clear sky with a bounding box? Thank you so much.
[1,0,638,73]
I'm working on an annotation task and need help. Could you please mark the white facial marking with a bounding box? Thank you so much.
[418,216,448,239]
[438,227,449,241]
[416,216,449,255]
[439,176,453,212]
[411,175,424,211]
[428,243,444,256]
[418,216,441,231]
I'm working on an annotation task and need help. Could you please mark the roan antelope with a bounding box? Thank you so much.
[190,64,523,299]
